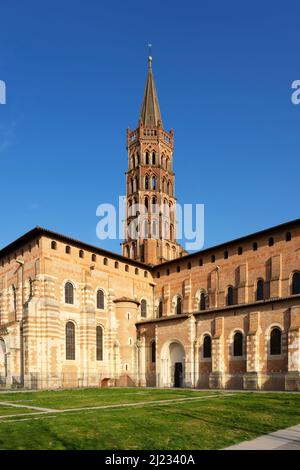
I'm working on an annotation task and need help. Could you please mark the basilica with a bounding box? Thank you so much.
[1,57,300,391]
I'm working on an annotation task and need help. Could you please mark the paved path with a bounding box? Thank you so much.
[0,393,235,422]
[226,424,300,450]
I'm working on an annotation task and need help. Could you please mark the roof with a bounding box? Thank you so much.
[154,217,300,270]
[0,217,299,270]
[0,226,149,269]
[139,56,163,127]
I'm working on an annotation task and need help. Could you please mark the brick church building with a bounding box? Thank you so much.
[1,57,300,391]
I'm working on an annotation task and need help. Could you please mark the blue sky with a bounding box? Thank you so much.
[0,0,299,254]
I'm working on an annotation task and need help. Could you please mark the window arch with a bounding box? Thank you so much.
[65,282,74,305]
[270,327,282,355]
[152,152,156,165]
[97,289,105,309]
[66,322,75,360]
[292,272,300,295]
[152,176,157,190]
[151,341,156,363]
[199,292,206,311]
[96,326,103,361]
[141,299,147,318]
[233,331,243,357]
[145,175,149,190]
[256,279,264,301]
[176,296,182,315]
[203,335,212,358]
[51,241,57,250]
[227,286,235,306]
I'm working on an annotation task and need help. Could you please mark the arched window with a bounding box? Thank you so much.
[270,327,282,355]
[141,299,147,318]
[143,220,149,238]
[268,237,274,247]
[79,250,84,258]
[151,341,156,363]
[158,301,163,318]
[51,241,57,250]
[170,224,174,241]
[164,222,170,239]
[152,152,156,165]
[200,292,206,311]
[66,245,71,254]
[256,279,264,301]
[152,220,158,238]
[66,322,75,360]
[145,197,149,212]
[152,176,157,190]
[145,152,149,165]
[233,332,243,357]
[12,285,17,315]
[176,296,182,315]
[97,289,104,309]
[152,196,157,212]
[227,286,235,306]
[203,335,212,358]
[286,232,292,242]
[145,176,149,190]
[96,326,103,361]
[65,282,74,304]
[292,272,300,295]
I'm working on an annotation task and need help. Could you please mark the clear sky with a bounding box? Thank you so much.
[0,0,299,254]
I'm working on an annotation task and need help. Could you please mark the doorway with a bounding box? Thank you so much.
[174,362,183,387]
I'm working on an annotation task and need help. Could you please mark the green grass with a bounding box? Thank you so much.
[0,388,300,450]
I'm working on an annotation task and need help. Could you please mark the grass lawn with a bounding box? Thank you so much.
[0,387,300,450]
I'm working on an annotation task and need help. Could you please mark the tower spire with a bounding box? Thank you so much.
[139,54,162,127]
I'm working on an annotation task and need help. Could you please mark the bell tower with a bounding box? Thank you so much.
[122,55,186,265]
